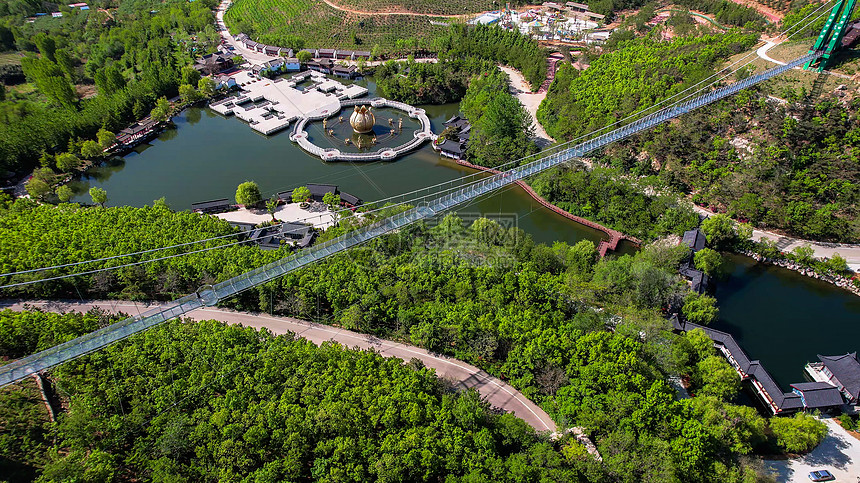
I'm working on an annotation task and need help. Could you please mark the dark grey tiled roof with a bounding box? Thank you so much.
[191,199,231,212]
[339,191,361,206]
[306,183,338,197]
[297,231,315,248]
[747,361,802,410]
[438,139,463,155]
[682,228,706,252]
[819,353,860,400]
[791,382,844,408]
[683,321,806,412]
[280,222,312,239]
[679,265,710,293]
[670,314,683,331]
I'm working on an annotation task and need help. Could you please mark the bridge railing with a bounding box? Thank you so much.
[0,52,822,387]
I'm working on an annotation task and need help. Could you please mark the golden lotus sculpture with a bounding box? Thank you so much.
[349,105,375,134]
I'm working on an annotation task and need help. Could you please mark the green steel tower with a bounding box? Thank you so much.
[804,0,858,72]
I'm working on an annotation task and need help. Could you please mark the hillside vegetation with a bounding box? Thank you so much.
[325,0,526,15]
[537,33,758,141]
[1,313,591,481]
[537,26,859,242]
[602,92,860,241]
[225,0,451,54]
[0,214,827,481]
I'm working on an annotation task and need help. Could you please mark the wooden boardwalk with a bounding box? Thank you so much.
[454,159,641,257]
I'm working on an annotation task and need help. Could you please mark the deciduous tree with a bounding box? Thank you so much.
[55,153,82,172]
[89,187,107,207]
[682,292,719,325]
[197,76,216,98]
[25,178,51,199]
[694,248,724,277]
[150,97,171,122]
[56,184,74,203]
[769,413,827,453]
[80,140,103,160]
[236,181,262,207]
[96,129,115,149]
[291,186,311,204]
[701,214,736,250]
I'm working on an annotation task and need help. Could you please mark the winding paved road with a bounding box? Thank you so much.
[0,300,556,433]
[755,40,853,80]
[216,0,277,64]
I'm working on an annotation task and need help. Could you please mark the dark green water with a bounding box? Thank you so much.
[69,80,605,246]
[712,253,860,389]
[66,78,860,386]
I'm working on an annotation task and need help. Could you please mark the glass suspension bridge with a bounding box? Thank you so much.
[1,0,855,386]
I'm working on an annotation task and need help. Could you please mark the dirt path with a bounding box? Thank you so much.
[498,65,556,146]
[317,0,464,17]
[725,0,784,23]
[1,300,558,433]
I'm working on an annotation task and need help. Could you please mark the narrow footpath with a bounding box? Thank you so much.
[755,40,853,80]
[0,300,557,433]
[498,65,556,147]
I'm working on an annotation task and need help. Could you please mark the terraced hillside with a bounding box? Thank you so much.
[328,0,524,15]
[224,0,457,53]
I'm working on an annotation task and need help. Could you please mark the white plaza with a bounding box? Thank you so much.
[209,70,368,135]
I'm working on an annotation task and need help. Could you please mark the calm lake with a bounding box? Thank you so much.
[69,77,860,387]
[713,254,860,389]
[70,78,607,246]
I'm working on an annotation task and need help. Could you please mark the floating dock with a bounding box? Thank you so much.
[209,70,367,135]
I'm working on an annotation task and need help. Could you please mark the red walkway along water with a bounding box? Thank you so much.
[453,159,641,257]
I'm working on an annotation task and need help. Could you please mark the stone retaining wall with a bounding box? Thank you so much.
[453,159,641,257]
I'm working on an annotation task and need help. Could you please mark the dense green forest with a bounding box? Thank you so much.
[0,199,280,299]
[0,214,827,481]
[537,32,758,141]
[0,0,220,177]
[529,165,701,241]
[1,312,597,482]
[439,24,547,91]
[460,69,538,168]
[374,58,491,105]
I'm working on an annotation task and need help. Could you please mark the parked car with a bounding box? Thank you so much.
[808,470,835,482]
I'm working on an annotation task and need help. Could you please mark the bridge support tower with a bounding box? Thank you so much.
[804,0,858,72]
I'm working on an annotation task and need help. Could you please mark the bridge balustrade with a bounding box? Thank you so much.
[0,51,825,387]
